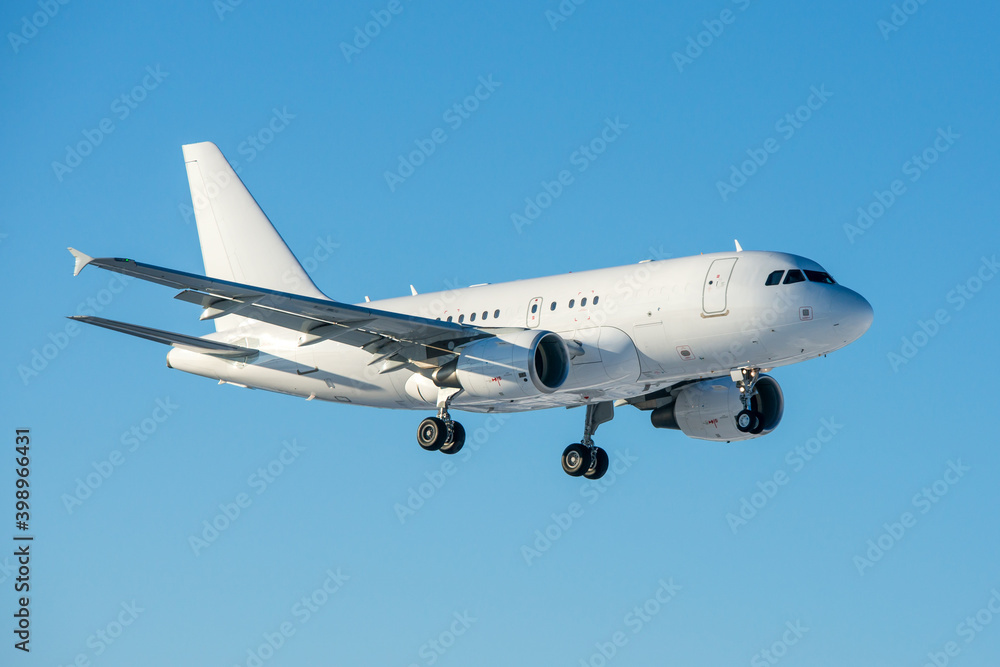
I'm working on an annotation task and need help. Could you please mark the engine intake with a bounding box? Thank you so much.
[437,330,570,399]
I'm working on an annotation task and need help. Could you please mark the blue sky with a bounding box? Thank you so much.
[3,1,1000,665]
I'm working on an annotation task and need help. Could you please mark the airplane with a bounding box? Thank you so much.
[67,141,873,480]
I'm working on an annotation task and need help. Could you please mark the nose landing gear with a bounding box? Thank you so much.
[732,367,765,434]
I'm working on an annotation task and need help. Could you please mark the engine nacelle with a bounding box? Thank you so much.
[435,330,570,400]
[651,375,784,441]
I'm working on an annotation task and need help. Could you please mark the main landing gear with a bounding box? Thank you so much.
[732,367,765,435]
[413,392,615,480]
[415,388,465,455]
[561,401,614,480]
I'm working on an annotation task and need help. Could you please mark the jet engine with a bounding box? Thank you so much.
[650,375,784,441]
[429,330,571,400]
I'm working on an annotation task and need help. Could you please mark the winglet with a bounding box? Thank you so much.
[68,247,94,276]
[410,285,418,296]
[734,239,743,252]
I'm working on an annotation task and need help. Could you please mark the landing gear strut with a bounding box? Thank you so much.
[562,401,613,480]
[732,367,765,434]
[416,387,466,455]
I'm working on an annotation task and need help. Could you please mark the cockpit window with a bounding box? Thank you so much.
[783,269,805,284]
[765,270,784,286]
[804,270,836,284]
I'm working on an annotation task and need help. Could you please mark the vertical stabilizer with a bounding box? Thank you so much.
[181,142,329,310]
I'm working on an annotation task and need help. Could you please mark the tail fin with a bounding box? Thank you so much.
[181,142,329,310]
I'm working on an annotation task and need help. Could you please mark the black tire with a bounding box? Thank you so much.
[417,417,447,451]
[561,443,590,477]
[749,411,765,435]
[735,409,756,433]
[583,447,610,480]
[440,422,466,455]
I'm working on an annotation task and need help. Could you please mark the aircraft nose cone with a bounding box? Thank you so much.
[835,288,874,342]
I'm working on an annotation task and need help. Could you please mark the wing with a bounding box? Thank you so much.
[68,248,492,367]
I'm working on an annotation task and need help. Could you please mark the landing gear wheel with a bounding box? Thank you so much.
[561,443,590,477]
[417,417,447,451]
[735,409,758,433]
[583,447,610,480]
[440,422,466,455]
[749,411,765,435]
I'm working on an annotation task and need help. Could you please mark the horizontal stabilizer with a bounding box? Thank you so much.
[69,316,259,360]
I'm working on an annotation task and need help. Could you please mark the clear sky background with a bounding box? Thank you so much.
[3,1,1000,665]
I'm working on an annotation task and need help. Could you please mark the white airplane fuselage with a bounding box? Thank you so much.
[165,249,872,413]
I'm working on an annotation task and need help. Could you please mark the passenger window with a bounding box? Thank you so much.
[804,270,836,284]
[446,316,453,322]
[784,270,805,284]
[581,297,587,307]
[494,309,500,318]
[482,311,488,320]
[470,312,476,322]
[593,296,599,305]
[550,302,557,311]
[569,299,575,308]
[458,314,465,323]
[765,270,784,286]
